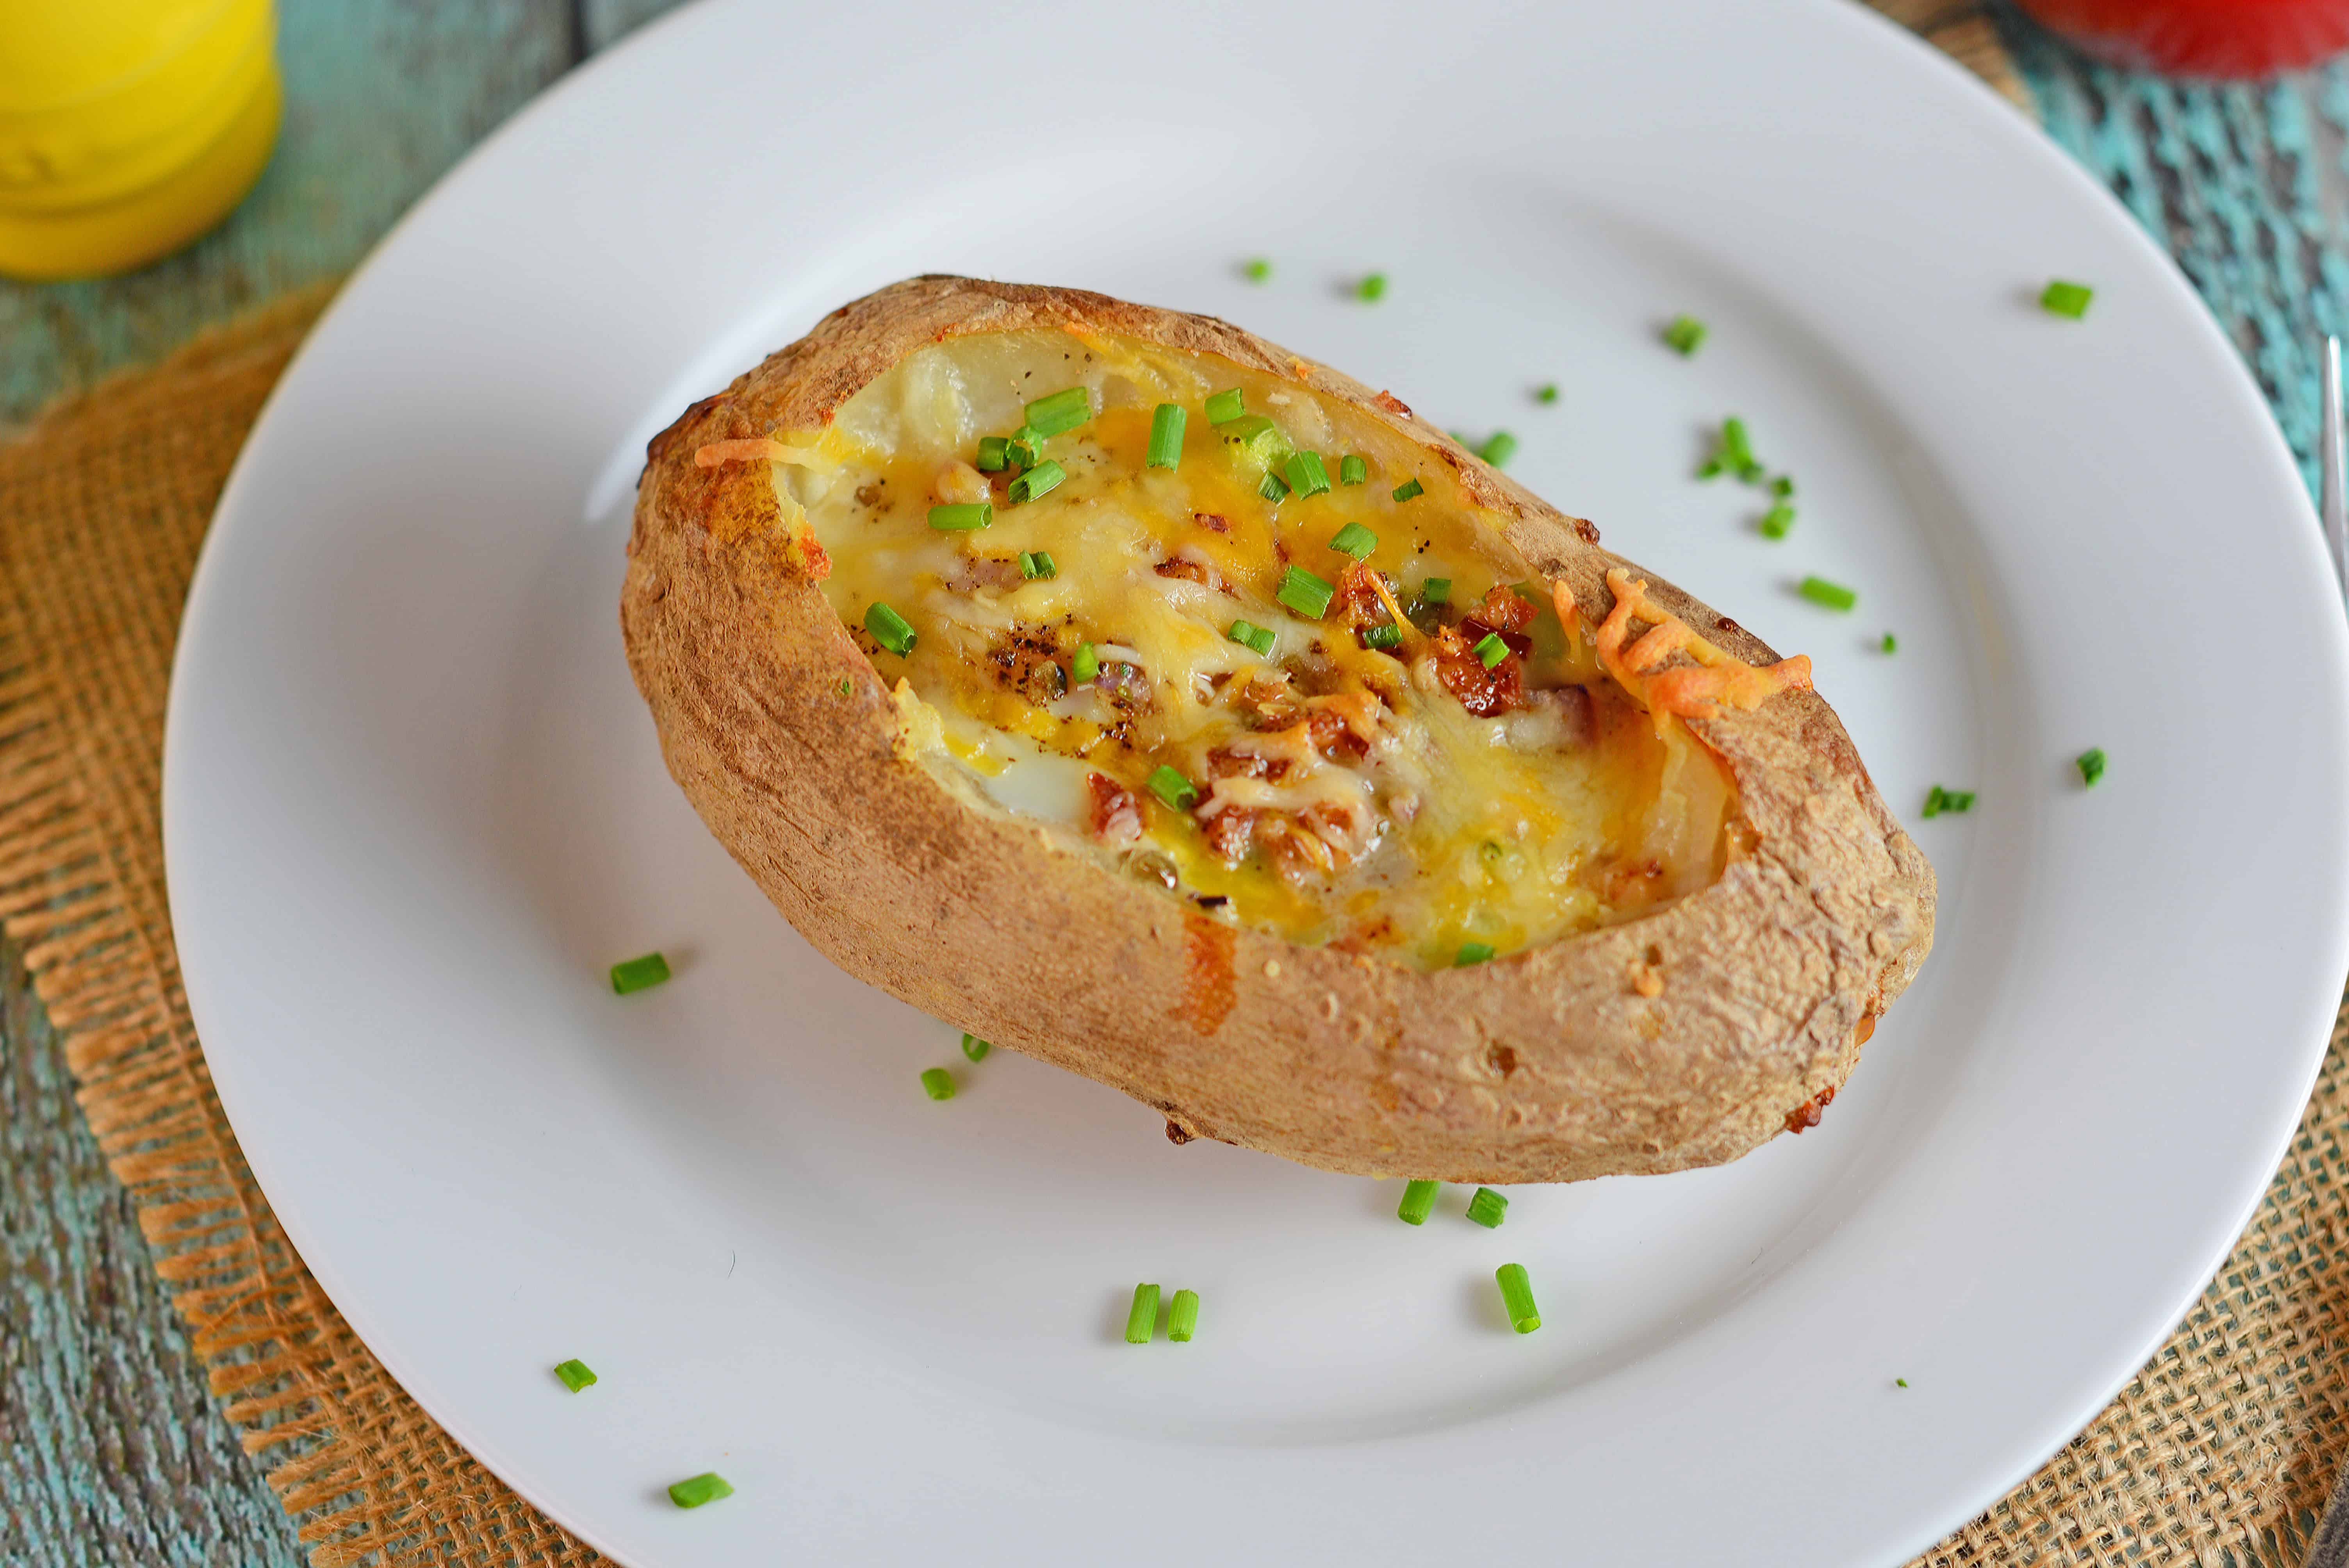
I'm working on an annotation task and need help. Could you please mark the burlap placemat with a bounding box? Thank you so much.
[2,17,2335,1564]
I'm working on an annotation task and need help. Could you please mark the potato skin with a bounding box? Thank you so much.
[621,276,1935,1183]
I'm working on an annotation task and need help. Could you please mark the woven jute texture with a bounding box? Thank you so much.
[2,16,2336,1565]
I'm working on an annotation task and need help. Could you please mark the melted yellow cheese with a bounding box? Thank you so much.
[777,330,1736,969]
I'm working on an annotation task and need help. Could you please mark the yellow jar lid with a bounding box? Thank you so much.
[0,0,280,281]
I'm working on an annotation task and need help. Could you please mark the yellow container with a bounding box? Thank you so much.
[0,0,280,282]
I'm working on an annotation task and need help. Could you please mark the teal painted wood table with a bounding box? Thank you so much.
[4,4,2347,1563]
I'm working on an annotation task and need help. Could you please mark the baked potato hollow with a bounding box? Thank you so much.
[621,276,1934,1183]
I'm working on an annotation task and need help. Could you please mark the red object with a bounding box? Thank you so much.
[2016,0,2349,77]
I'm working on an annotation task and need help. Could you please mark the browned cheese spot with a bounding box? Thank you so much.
[1784,1083,1838,1134]
[1178,912,1238,1035]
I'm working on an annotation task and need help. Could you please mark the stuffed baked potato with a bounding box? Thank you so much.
[621,276,1934,1183]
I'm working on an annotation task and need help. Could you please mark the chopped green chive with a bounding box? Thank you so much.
[667,1473,734,1509]
[1285,450,1331,499]
[1007,426,1044,469]
[1921,785,1977,819]
[1420,577,1452,605]
[1167,1288,1200,1342]
[1008,459,1066,503]
[1771,474,1795,498]
[1362,623,1402,651]
[1391,477,1425,503]
[1456,941,1495,966]
[1535,383,1560,405]
[1218,413,1294,469]
[2040,280,2094,319]
[1798,576,1857,612]
[1277,565,1335,620]
[2077,747,2107,787]
[1397,1179,1440,1225]
[865,601,917,655]
[1759,502,1795,540]
[1356,271,1388,301]
[1072,643,1099,684]
[928,501,993,531]
[1146,403,1186,469]
[1664,314,1708,356]
[976,435,1009,472]
[921,1067,955,1101]
[610,953,671,995]
[1126,1283,1161,1344]
[1696,457,1724,480]
[1019,550,1057,580]
[1896,1377,1910,1388]
[1880,633,1898,654]
[961,1032,992,1062]
[1473,632,1510,669]
[1244,257,1272,283]
[1148,765,1199,812]
[1466,1187,1508,1229]
[1477,431,1518,468]
[1339,454,1369,486]
[1495,1263,1541,1333]
[1720,417,1759,479]
[1204,387,1245,425]
[1227,619,1277,657]
[1259,470,1291,502]
[1329,521,1378,559]
[1025,387,1093,438]
[553,1358,597,1392]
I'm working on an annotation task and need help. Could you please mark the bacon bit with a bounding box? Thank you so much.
[1305,691,1384,756]
[1085,773,1142,846]
[1374,390,1414,418]
[1331,561,1394,629]
[1306,706,1369,764]
[1231,677,1304,732]
[1597,568,1813,738]
[692,437,784,468]
[1262,815,1338,879]
[1473,583,1538,635]
[1431,624,1525,716]
[1201,804,1256,864]
[948,555,1026,593]
[1193,511,1231,534]
[1784,1084,1837,1134]
[1207,745,1287,783]
[988,627,1070,705]
[1154,556,1223,590]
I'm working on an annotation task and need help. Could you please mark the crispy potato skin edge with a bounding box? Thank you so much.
[620,275,1936,1183]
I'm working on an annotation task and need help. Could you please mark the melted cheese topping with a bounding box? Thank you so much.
[771,330,1748,970]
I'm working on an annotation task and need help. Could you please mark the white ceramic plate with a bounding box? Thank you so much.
[165,2,2349,1562]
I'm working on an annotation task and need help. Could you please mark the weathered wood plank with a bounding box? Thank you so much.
[2002,14,2349,500]
[0,938,303,1568]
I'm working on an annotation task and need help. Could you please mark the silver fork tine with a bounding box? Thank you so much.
[2324,335,2347,601]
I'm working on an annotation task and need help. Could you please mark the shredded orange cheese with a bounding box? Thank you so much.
[693,437,786,468]
[1595,568,1811,736]
[1549,580,1583,644]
